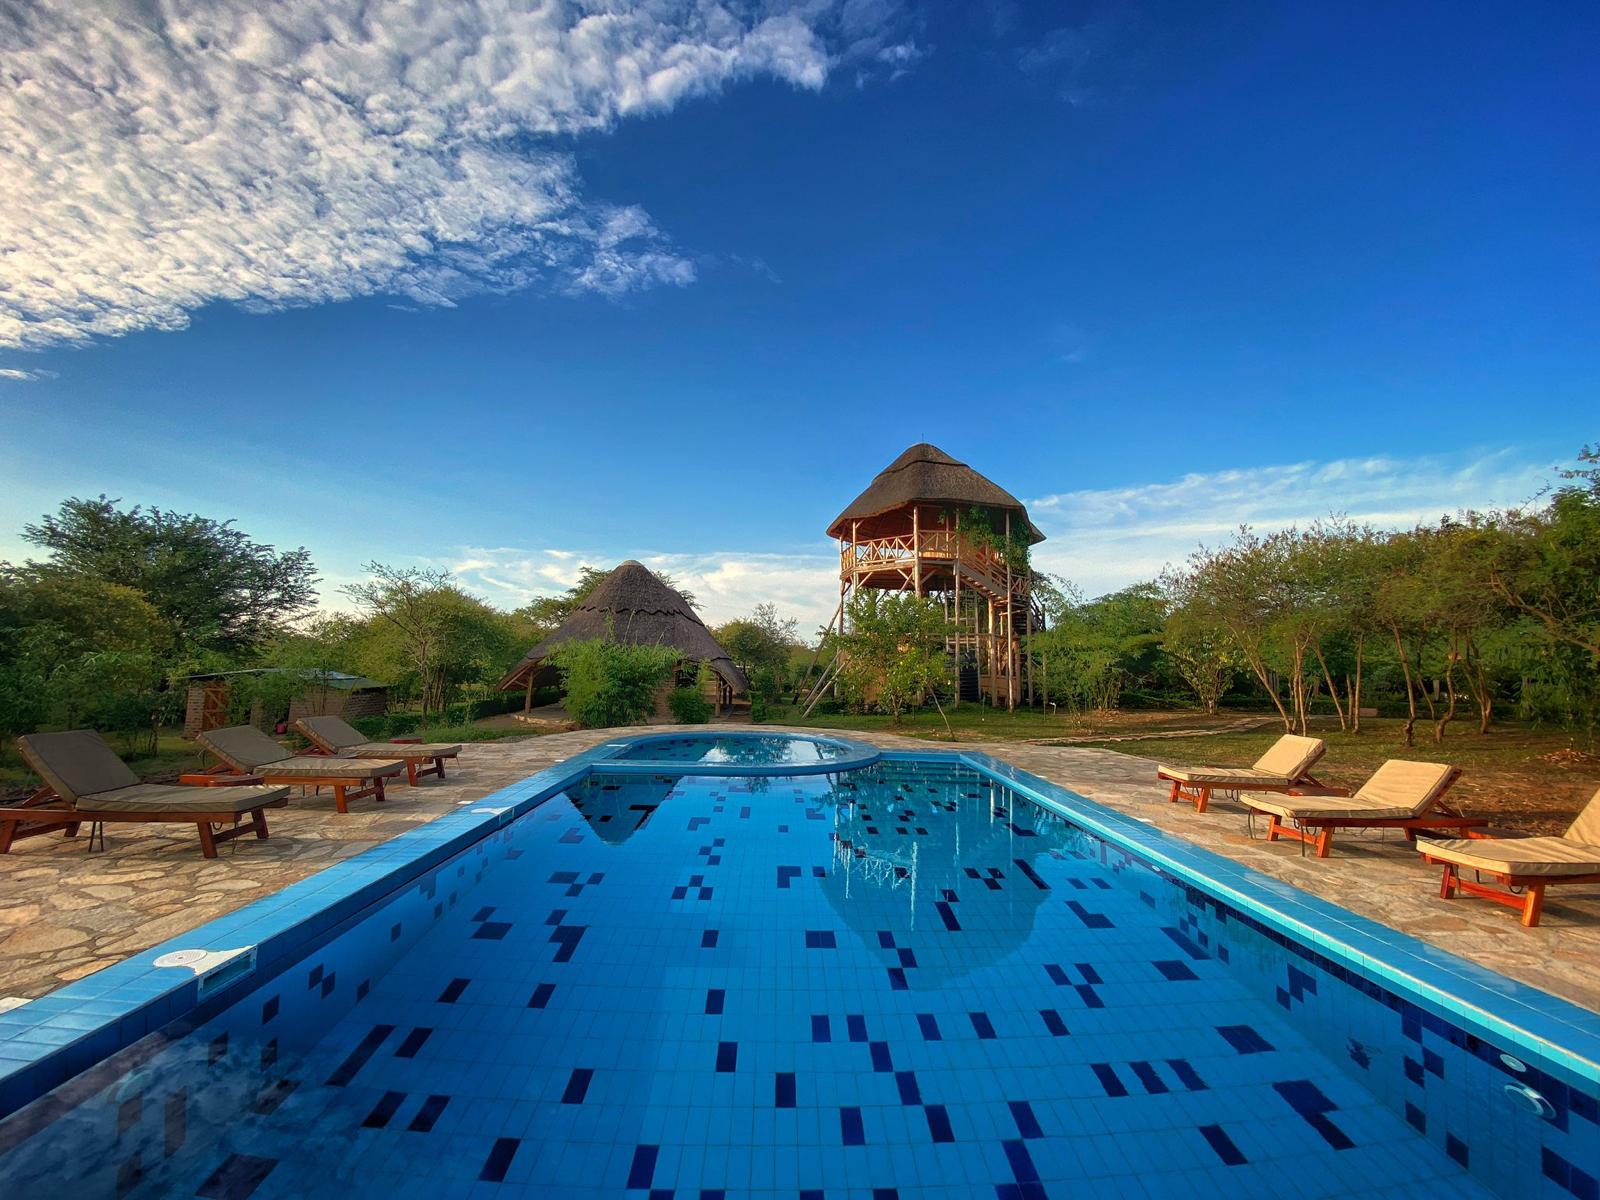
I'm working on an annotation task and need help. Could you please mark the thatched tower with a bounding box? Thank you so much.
[809,443,1044,711]
[497,561,749,715]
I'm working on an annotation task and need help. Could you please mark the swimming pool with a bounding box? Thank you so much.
[0,739,1595,1198]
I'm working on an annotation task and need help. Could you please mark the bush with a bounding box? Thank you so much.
[547,638,678,729]
[750,694,770,723]
[668,685,713,724]
[384,712,422,737]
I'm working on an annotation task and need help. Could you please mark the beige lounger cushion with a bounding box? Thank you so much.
[1252,734,1326,780]
[1566,787,1600,845]
[1419,836,1600,877]
[1160,734,1325,789]
[18,730,141,803]
[1160,765,1298,787]
[348,741,461,760]
[1246,792,1428,821]
[1246,759,1455,821]
[1416,787,1600,878]
[81,783,291,814]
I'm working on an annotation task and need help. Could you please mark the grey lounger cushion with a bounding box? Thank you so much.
[82,783,291,814]
[296,716,460,760]
[17,730,141,803]
[198,726,401,778]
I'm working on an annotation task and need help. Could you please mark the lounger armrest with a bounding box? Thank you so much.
[179,773,268,787]
[1285,784,1353,797]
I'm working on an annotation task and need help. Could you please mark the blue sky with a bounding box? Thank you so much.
[1,2,1594,628]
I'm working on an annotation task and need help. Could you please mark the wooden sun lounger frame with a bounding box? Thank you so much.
[0,777,288,859]
[1421,847,1600,928]
[192,761,400,814]
[1257,767,1482,858]
[301,734,454,787]
[1158,770,1341,815]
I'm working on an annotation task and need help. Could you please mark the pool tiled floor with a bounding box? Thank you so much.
[118,765,1494,1199]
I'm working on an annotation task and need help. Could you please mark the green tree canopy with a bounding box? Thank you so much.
[21,495,316,653]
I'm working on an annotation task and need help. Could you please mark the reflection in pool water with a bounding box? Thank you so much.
[614,733,862,765]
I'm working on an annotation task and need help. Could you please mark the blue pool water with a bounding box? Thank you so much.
[0,755,1594,1198]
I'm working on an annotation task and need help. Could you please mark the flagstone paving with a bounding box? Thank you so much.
[1,726,1596,1013]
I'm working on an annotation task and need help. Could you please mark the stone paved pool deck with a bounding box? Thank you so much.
[2,726,1597,1013]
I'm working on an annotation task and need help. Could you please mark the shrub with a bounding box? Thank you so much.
[348,715,387,738]
[750,694,770,723]
[668,684,713,724]
[547,638,678,729]
[384,711,422,737]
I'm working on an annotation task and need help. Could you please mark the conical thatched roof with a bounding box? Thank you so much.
[497,561,749,693]
[826,443,1045,542]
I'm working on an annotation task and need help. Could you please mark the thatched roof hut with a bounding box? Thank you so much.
[497,561,749,695]
[827,442,1045,543]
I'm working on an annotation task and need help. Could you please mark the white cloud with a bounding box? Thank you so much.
[1027,449,1559,597]
[0,367,49,381]
[0,1,901,350]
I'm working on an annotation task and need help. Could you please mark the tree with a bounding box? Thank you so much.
[714,603,800,696]
[1030,583,1166,714]
[21,496,316,653]
[1171,529,1295,730]
[830,591,952,729]
[1162,605,1240,714]
[546,638,679,728]
[341,564,519,721]
[1488,446,1600,661]
[0,567,174,755]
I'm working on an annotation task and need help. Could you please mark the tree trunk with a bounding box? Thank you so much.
[1434,634,1459,743]
[1391,623,1417,747]
[1412,639,1437,721]
[1350,634,1365,735]
[1253,653,1293,730]
[1464,636,1494,734]
[1313,642,1347,731]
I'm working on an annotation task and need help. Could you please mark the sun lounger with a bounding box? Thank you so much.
[1241,759,1476,858]
[1417,787,1600,927]
[1157,734,1329,813]
[196,725,404,813]
[294,715,461,786]
[4,730,289,859]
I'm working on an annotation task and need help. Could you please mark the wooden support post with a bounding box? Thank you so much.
[523,673,534,713]
[1004,511,1016,711]
[912,505,922,597]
